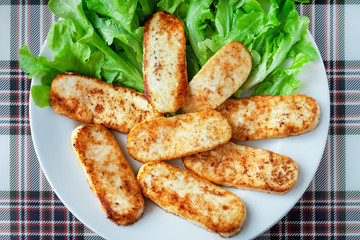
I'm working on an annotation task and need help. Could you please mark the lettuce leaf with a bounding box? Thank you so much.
[86,10,143,64]
[185,0,214,65]
[20,0,146,107]
[84,0,138,32]
[49,0,143,85]
[234,0,315,96]
[252,53,310,96]
[20,0,317,108]
[184,0,317,97]
[30,85,52,108]
[238,15,310,90]
[157,0,189,21]
[157,0,185,14]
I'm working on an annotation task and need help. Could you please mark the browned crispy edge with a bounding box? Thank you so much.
[182,144,299,195]
[217,94,321,141]
[137,162,246,237]
[49,72,161,134]
[50,72,150,105]
[269,95,320,139]
[126,110,232,163]
[143,11,188,113]
[72,124,144,225]
[181,41,252,113]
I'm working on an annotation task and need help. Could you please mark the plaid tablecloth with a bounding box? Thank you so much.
[1,0,359,239]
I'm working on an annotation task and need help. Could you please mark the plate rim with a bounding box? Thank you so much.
[29,31,330,240]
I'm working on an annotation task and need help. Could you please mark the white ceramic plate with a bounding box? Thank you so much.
[30,33,330,240]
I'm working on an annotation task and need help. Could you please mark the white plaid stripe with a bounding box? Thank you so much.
[0,0,358,239]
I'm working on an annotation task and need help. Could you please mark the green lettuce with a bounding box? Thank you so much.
[20,0,317,108]
[252,53,309,96]
[157,0,185,14]
[184,0,316,97]
[237,0,312,94]
[185,0,214,66]
[20,0,145,107]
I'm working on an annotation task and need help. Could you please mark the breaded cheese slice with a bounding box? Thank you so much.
[216,94,320,141]
[181,41,252,113]
[71,124,144,225]
[127,109,232,163]
[137,162,246,238]
[143,11,187,113]
[183,142,298,194]
[49,73,162,134]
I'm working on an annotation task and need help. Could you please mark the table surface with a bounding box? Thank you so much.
[1,1,359,239]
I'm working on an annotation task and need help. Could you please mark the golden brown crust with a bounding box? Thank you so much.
[127,109,232,163]
[137,162,246,237]
[181,41,252,113]
[216,94,320,141]
[49,73,162,134]
[183,142,298,194]
[143,11,187,113]
[71,124,144,225]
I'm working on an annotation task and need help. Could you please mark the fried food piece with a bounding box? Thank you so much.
[181,41,252,113]
[216,94,320,141]
[71,124,144,225]
[137,162,246,238]
[143,11,187,113]
[127,109,232,163]
[183,142,298,194]
[49,73,162,134]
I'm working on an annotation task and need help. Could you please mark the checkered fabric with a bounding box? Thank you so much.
[0,0,359,239]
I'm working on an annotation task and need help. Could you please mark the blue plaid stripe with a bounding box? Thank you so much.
[0,0,359,239]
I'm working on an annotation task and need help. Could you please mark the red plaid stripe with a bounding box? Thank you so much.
[0,0,359,239]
